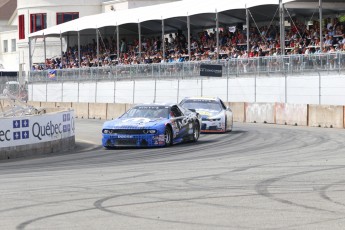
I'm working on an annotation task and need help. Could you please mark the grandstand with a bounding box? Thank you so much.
[23,1,345,107]
[1,0,345,102]
[27,0,345,74]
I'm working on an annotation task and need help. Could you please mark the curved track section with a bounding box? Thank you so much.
[1,119,345,230]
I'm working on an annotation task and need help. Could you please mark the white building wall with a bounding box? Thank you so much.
[1,0,181,72]
[16,0,103,72]
[128,0,179,8]
[102,0,179,12]
[0,30,19,70]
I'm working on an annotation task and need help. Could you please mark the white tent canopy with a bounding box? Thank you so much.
[30,0,303,37]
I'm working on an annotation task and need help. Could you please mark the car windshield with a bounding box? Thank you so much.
[181,99,222,112]
[121,106,170,119]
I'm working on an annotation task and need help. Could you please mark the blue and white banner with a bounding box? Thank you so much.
[48,69,57,80]
[0,110,75,148]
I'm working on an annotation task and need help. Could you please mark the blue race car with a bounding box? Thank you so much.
[102,103,201,148]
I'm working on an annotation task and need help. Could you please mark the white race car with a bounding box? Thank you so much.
[179,97,233,133]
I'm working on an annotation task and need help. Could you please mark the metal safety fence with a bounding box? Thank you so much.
[29,53,345,83]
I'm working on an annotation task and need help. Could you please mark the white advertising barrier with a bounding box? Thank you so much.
[29,73,345,106]
[0,110,75,148]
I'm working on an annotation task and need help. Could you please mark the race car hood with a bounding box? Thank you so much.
[103,117,166,129]
[194,109,221,118]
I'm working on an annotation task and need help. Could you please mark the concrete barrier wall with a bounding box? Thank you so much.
[343,106,345,128]
[28,101,41,108]
[229,102,245,122]
[72,102,89,119]
[1,99,13,108]
[23,101,345,130]
[107,103,126,120]
[0,100,10,111]
[275,103,308,126]
[89,103,107,119]
[41,102,56,109]
[245,103,275,124]
[308,105,344,128]
[125,103,135,112]
[56,102,72,109]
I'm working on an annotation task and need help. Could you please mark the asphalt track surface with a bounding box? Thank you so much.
[1,119,345,230]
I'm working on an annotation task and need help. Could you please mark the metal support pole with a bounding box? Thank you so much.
[117,24,120,61]
[43,35,47,69]
[28,37,32,71]
[246,6,250,53]
[177,79,180,103]
[96,29,99,67]
[254,75,257,102]
[133,80,135,104]
[187,15,191,61]
[319,0,323,51]
[45,81,48,102]
[78,31,81,79]
[61,81,64,102]
[138,21,141,60]
[201,79,203,97]
[95,81,97,103]
[67,34,70,53]
[31,83,33,101]
[18,53,22,84]
[280,0,285,55]
[60,32,63,68]
[113,79,116,103]
[77,31,81,67]
[77,81,80,103]
[226,74,229,102]
[285,73,287,103]
[162,19,165,62]
[216,11,219,62]
[319,72,321,104]
[154,79,157,103]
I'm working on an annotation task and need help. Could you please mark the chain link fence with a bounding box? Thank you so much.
[28,53,345,83]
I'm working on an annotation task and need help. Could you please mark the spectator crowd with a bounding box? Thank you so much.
[32,16,345,70]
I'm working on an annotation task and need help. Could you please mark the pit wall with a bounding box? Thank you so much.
[26,101,345,129]
[0,107,75,160]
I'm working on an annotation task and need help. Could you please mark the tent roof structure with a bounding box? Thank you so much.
[29,0,345,38]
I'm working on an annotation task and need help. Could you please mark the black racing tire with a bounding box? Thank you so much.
[104,146,115,150]
[164,127,173,147]
[225,117,233,133]
[192,122,200,142]
[229,117,233,132]
[224,117,228,133]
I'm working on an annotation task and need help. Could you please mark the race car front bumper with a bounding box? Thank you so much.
[201,122,225,133]
[102,133,166,147]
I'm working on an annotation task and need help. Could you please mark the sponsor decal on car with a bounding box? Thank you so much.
[198,111,212,116]
[117,135,133,138]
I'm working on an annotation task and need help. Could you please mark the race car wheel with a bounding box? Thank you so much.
[164,127,172,146]
[192,122,200,142]
[224,117,228,133]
